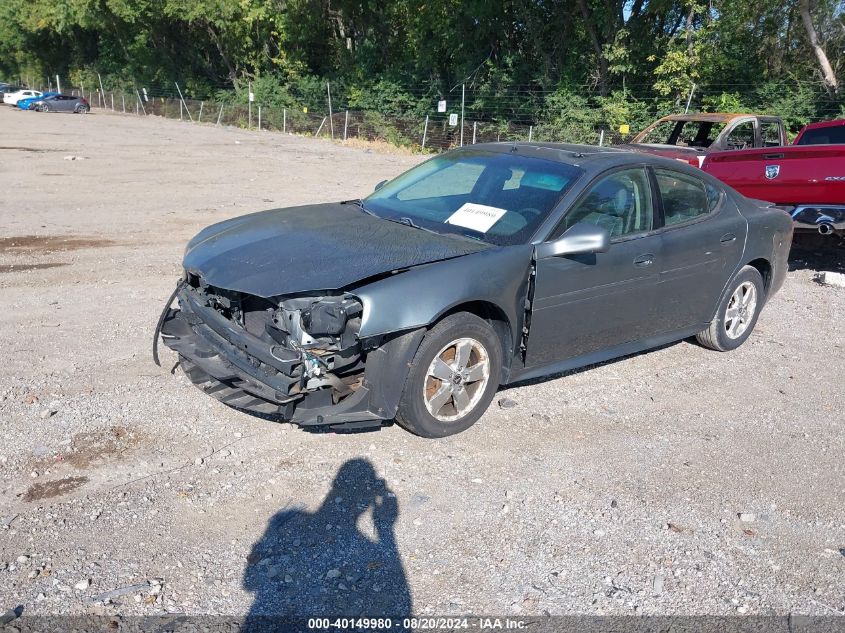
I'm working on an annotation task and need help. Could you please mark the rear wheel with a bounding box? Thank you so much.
[75,104,89,114]
[696,265,765,351]
[396,312,502,438]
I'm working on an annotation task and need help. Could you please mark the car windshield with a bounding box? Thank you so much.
[364,150,583,246]
[639,120,726,148]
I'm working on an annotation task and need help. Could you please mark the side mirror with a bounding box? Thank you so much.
[535,222,610,259]
[373,179,388,192]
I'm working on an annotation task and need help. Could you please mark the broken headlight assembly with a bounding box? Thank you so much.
[270,295,364,399]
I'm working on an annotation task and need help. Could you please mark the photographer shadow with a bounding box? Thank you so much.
[242,458,412,629]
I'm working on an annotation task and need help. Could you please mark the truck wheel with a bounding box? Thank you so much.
[696,265,765,351]
[395,312,502,438]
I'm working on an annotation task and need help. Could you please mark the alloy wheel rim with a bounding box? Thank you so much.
[724,281,757,339]
[423,337,490,422]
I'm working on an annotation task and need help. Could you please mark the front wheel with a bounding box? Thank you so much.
[40,104,49,112]
[696,265,765,351]
[396,312,502,438]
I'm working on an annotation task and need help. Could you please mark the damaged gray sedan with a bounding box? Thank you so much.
[155,143,792,437]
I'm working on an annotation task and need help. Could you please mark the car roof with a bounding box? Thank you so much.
[800,118,845,131]
[654,112,776,123]
[467,141,704,172]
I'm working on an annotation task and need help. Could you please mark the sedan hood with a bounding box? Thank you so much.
[182,203,489,297]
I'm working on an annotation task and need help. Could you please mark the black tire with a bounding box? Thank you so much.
[40,104,49,112]
[696,265,765,351]
[75,105,89,114]
[395,312,502,438]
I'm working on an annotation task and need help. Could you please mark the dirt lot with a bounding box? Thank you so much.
[0,106,843,620]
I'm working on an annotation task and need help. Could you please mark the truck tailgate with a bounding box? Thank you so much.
[702,145,845,205]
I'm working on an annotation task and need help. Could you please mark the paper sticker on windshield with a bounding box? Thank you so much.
[445,203,507,233]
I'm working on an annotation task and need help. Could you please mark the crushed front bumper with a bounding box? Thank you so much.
[157,286,393,429]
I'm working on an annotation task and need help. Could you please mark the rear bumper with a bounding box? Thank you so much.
[790,206,845,236]
[160,288,383,427]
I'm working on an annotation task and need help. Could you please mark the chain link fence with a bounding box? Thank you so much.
[53,84,638,151]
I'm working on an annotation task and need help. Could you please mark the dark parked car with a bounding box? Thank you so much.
[32,94,89,113]
[155,144,793,437]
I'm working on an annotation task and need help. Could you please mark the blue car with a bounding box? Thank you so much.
[18,92,58,110]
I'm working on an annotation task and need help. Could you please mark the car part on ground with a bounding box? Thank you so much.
[156,143,793,437]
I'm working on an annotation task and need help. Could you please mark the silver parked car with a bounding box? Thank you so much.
[33,94,90,113]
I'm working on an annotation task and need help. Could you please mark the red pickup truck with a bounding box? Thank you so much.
[701,119,845,237]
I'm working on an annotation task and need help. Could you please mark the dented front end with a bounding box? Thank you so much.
[158,273,422,428]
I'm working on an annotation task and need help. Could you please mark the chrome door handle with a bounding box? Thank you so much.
[720,233,737,244]
[633,254,654,267]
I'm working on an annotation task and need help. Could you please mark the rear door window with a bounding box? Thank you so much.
[654,169,714,226]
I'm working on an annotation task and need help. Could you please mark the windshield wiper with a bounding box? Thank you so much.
[382,216,438,234]
[341,198,376,216]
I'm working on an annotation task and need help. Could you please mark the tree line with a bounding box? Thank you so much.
[1,0,843,137]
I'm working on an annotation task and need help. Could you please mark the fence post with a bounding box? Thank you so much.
[460,83,465,147]
[343,110,349,141]
[174,82,193,121]
[421,115,429,150]
[326,82,334,139]
[56,74,61,93]
[283,108,286,133]
[528,125,533,142]
[216,104,224,126]
[110,93,114,111]
[472,121,477,145]
[248,81,252,129]
[198,101,203,123]
[179,100,183,120]
[315,117,327,136]
[258,105,261,130]
[599,129,605,146]
[122,94,125,113]
[97,73,106,106]
[135,88,146,115]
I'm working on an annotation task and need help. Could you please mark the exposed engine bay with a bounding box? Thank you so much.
[157,272,381,424]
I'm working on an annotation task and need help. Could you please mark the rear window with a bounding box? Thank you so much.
[655,169,719,226]
[796,126,845,145]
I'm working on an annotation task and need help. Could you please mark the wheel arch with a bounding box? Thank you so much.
[744,257,773,296]
[434,300,515,383]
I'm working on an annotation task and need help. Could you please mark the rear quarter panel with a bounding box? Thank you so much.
[731,193,793,299]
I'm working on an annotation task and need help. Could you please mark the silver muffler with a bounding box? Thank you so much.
[818,223,834,235]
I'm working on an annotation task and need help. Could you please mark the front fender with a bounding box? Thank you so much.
[354,245,534,349]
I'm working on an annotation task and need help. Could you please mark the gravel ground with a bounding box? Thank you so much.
[1,106,843,620]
